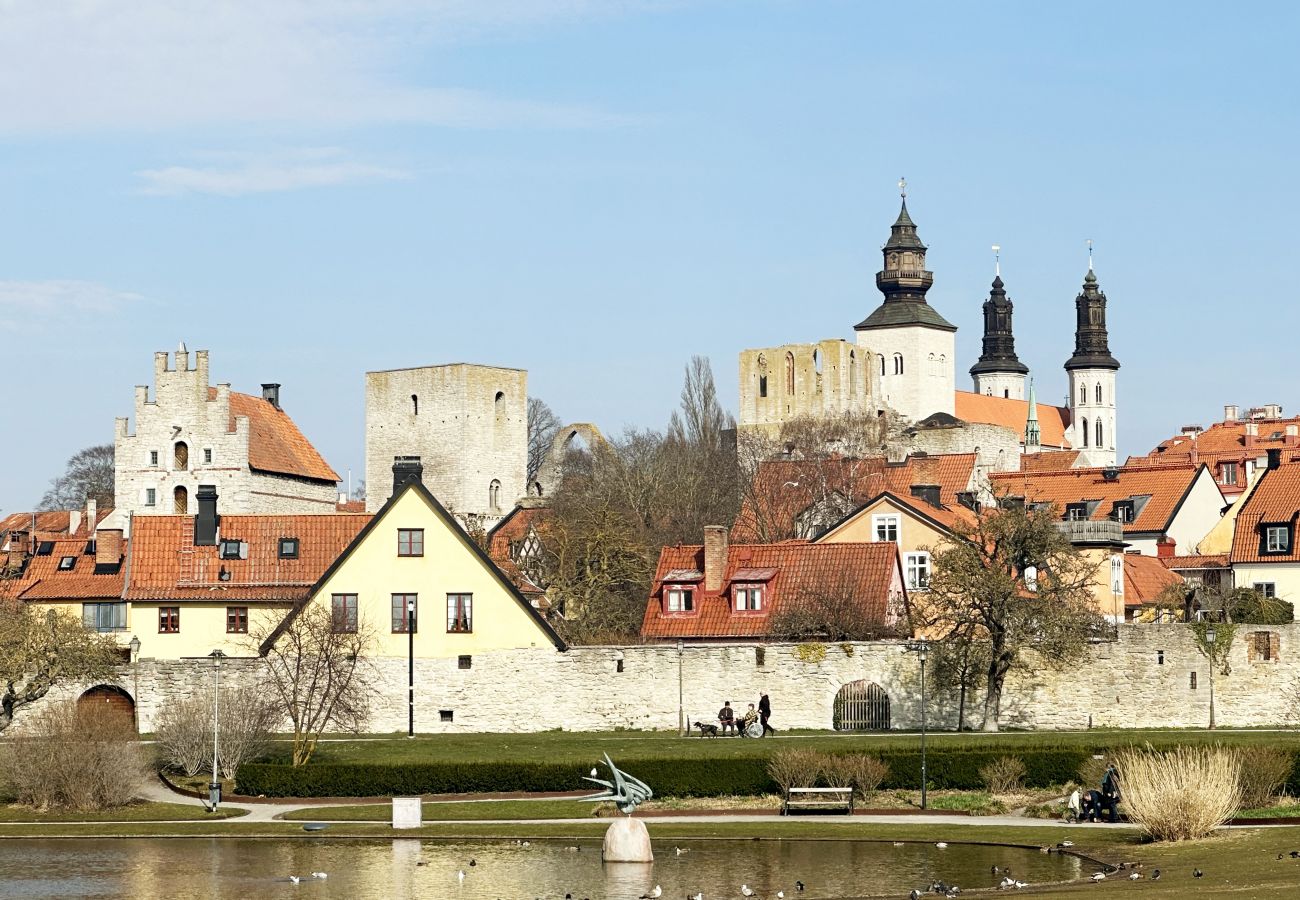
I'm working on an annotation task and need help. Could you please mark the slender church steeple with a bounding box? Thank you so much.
[1025,378,1041,452]
[1065,242,1119,467]
[970,245,1029,399]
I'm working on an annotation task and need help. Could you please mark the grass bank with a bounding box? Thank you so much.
[0,801,245,822]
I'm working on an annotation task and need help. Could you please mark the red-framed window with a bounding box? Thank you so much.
[663,586,695,614]
[447,593,473,633]
[226,606,248,634]
[331,594,358,633]
[392,594,418,634]
[733,584,765,613]
[158,606,180,633]
[397,529,424,557]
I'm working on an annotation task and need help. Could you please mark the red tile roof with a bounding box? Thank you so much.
[486,504,552,599]
[641,541,904,640]
[1019,450,1082,472]
[1124,554,1184,607]
[1163,554,1230,570]
[1230,462,1300,564]
[954,391,1071,447]
[6,536,127,601]
[209,389,340,483]
[988,463,1208,534]
[0,507,111,539]
[732,453,977,542]
[818,489,977,541]
[125,513,369,602]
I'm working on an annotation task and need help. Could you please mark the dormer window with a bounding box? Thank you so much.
[734,585,764,612]
[664,587,694,613]
[219,539,245,560]
[57,556,76,571]
[1065,503,1089,521]
[1111,500,1135,523]
[1263,524,1291,555]
[278,538,299,559]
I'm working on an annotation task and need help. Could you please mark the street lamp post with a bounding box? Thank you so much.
[1206,627,1216,730]
[207,649,224,813]
[128,635,141,728]
[407,597,417,738]
[904,640,930,809]
[677,639,685,737]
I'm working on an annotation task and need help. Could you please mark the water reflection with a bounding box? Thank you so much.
[0,837,1082,899]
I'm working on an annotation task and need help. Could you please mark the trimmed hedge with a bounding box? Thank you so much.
[237,748,1095,798]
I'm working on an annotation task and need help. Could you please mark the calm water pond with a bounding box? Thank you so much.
[0,837,1083,899]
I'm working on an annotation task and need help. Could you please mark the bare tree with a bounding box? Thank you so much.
[527,397,561,484]
[156,684,278,780]
[928,637,991,732]
[251,605,372,766]
[0,601,121,733]
[917,502,1104,731]
[39,444,114,511]
[349,479,366,502]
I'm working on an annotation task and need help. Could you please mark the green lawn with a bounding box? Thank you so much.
[281,798,602,821]
[252,728,1300,766]
[0,801,245,822]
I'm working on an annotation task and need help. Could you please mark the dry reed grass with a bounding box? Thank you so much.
[1113,745,1241,841]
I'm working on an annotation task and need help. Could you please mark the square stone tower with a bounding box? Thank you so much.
[364,364,527,526]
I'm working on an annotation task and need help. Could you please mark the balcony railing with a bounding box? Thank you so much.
[1055,519,1125,544]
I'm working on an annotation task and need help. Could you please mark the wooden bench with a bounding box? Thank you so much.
[783,787,854,815]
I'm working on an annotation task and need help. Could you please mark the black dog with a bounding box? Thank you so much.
[693,721,719,737]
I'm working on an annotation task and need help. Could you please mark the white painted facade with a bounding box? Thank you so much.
[971,370,1026,402]
[1067,365,1118,467]
[857,325,956,422]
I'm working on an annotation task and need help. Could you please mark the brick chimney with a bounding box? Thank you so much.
[261,383,281,410]
[1224,404,1239,423]
[86,498,97,532]
[703,525,729,593]
[1245,422,1258,449]
[391,456,424,497]
[95,529,124,565]
[5,529,28,569]
[1156,535,1176,559]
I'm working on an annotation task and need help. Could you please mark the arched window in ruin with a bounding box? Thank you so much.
[813,348,822,375]
[489,479,502,513]
[893,353,904,375]
[785,352,795,395]
[879,354,886,376]
[833,680,890,731]
[412,394,419,416]
[1082,417,1090,447]
[759,375,768,398]
[173,485,188,514]
[174,441,189,471]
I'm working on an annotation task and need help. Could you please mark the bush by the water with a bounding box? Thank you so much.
[769,750,890,802]
[0,702,148,811]
[978,756,1027,794]
[1237,747,1293,808]
[1114,745,1241,841]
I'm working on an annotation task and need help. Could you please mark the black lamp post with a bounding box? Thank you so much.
[207,649,224,812]
[904,640,930,809]
[407,596,417,738]
[1205,627,1216,730]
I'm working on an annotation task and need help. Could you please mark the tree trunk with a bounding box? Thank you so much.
[982,655,1008,732]
[956,680,967,732]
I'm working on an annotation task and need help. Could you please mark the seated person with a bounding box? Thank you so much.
[738,703,758,735]
[718,701,736,735]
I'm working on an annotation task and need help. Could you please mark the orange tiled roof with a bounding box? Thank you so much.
[125,513,369,602]
[1150,417,1300,457]
[335,498,366,513]
[1124,554,1184,607]
[988,463,1208,534]
[206,388,339,483]
[1230,462,1300,564]
[954,391,1071,448]
[641,541,903,640]
[732,453,977,542]
[486,505,552,597]
[8,536,127,601]
[1163,554,1229,570]
[818,489,977,542]
[0,508,110,539]
[1019,450,1082,472]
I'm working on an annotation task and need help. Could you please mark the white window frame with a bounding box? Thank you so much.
[1220,461,1237,485]
[1023,565,1039,592]
[905,552,931,591]
[872,514,900,543]
[665,586,694,613]
[734,585,764,611]
[1254,582,1277,598]
[144,488,156,507]
[1266,526,1290,553]
[1111,555,1124,595]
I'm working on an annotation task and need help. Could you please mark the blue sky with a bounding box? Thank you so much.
[2,0,1297,511]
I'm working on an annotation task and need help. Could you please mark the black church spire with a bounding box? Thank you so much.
[969,273,1029,378]
[1064,266,1120,371]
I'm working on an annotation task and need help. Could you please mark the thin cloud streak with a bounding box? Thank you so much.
[137,153,412,196]
[0,281,147,331]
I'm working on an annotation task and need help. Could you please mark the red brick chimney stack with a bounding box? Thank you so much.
[703,525,729,593]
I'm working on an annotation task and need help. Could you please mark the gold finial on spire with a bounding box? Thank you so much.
[992,244,1001,277]
[898,176,907,199]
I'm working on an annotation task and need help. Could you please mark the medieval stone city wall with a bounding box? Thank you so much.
[738,340,880,435]
[34,624,1300,735]
[365,364,527,525]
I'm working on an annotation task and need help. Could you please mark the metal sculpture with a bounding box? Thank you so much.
[580,753,654,814]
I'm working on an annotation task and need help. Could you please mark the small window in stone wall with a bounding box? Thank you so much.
[458,655,472,670]
[1157,650,1164,665]
[616,659,625,673]
[1190,671,1197,690]
[440,710,453,722]
[1249,631,1281,663]
[755,647,766,667]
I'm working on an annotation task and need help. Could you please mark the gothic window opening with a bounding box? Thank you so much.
[173,485,188,515]
[1080,384,1088,405]
[879,354,886,377]
[893,353,903,375]
[759,375,767,398]
[174,441,189,470]
[1096,420,1104,448]
[1081,418,1089,447]
[488,479,502,513]
[494,391,507,434]
[1003,389,1010,398]
[813,349,821,374]
[1096,384,1103,404]
[411,394,419,415]
[785,352,795,395]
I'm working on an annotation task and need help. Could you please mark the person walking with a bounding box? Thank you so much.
[1066,787,1082,823]
[759,692,774,736]
[1101,765,1121,823]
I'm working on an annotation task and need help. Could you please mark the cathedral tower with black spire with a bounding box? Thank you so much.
[1064,244,1120,466]
[969,246,1029,399]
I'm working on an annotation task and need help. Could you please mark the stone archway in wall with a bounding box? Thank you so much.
[833,680,890,731]
[531,423,609,499]
[77,685,136,732]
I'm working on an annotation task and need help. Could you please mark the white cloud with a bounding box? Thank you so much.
[137,148,411,196]
[0,281,146,331]
[0,1,658,134]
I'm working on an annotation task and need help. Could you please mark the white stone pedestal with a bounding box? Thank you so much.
[602,816,654,862]
[392,797,422,829]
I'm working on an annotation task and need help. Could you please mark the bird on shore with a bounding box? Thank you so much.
[741,886,755,897]
[311,872,327,879]
[638,886,661,899]
[1194,869,1204,878]
[288,875,301,884]
[1152,869,1161,880]
[1291,851,1300,859]
[795,882,804,892]
[1129,872,1142,881]
[935,842,948,849]
[1058,840,1074,848]
[909,891,922,900]
[1090,872,1105,882]
[675,846,689,855]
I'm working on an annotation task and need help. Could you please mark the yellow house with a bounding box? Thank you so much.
[269,464,565,658]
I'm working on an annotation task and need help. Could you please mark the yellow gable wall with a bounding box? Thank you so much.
[817,497,950,554]
[307,487,554,659]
